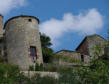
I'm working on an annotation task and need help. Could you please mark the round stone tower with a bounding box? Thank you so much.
[4,15,43,70]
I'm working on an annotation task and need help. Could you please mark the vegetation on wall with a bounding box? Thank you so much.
[55,54,82,65]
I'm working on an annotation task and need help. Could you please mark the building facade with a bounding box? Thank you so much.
[76,34,106,57]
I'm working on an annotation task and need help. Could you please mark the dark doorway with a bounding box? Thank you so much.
[81,55,84,62]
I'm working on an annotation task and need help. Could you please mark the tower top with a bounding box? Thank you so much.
[4,15,39,29]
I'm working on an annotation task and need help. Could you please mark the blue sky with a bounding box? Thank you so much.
[0,0,109,52]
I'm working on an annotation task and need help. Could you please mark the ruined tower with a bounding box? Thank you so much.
[0,14,4,62]
[0,14,3,37]
[4,15,43,70]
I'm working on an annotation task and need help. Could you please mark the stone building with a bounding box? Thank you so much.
[0,14,43,70]
[76,34,106,57]
[56,50,90,65]
[56,34,106,65]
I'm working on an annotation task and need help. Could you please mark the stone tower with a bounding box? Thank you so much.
[4,15,43,70]
[0,14,3,37]
[0,14,4,62]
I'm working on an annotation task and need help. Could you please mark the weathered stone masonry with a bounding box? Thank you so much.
[4,15,43,70]
[76,34,107,57]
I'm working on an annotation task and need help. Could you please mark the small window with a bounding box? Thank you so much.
[30,46,37,63]
[81,55,84,62]
[28,19,32,22]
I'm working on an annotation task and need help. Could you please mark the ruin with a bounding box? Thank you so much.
[56,34,107,65]
[0,14,107,70]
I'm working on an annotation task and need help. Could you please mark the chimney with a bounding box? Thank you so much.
[0,14,3,37]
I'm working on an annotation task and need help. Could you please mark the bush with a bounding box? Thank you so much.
[29,65,34,71]
[44,64,57,72]
[0,63,27,83]
[35,62,44,71]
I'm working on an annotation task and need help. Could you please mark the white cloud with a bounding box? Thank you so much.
[40,8,104,48]
[0,0,27,14]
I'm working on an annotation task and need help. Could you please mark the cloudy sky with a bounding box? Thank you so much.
[0,0,109,52]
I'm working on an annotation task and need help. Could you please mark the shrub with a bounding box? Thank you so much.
[35,62,44,71]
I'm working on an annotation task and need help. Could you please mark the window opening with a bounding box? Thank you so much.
[81,55,84,62]
[30,46,37,63]
[28,19,32,22]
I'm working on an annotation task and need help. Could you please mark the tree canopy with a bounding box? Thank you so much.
[40,33,54,63]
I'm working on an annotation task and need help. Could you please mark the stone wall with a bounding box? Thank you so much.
[76,38,89,55]
[22,71,59,79]
[87,34,106,57]
[76,34,107,59]
[0,14,3,37]
[56,50,90,65]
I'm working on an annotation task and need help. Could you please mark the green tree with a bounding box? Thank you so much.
[40,33,54,63]
[42,47,55,63]
[40,33,52,48]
